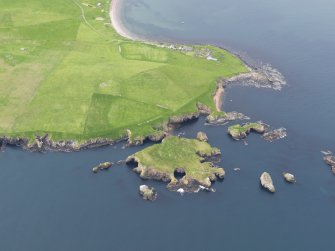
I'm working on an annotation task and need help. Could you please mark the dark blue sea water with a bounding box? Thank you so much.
[1,0,335,250]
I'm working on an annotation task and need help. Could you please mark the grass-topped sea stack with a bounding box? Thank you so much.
[126,136,224,192]
[228,122,267,140]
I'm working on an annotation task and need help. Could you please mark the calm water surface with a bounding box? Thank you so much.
[1,0,335,250]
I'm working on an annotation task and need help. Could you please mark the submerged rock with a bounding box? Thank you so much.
[196,131,208,142]
[262,128,287,142]
[260,172,275,193]
[92,162,113,173]
[324,156,335,174]
[228,122,267,140]
[139,185,157,201]
[283,172,296,183]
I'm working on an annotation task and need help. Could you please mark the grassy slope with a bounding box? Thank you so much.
[0,0,248,142]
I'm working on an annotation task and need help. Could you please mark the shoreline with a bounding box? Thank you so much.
[109,0,285,112]
[0,1,286,153]
[110,0,142,41]
[213,86,224,112]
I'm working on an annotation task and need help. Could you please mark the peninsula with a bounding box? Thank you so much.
[0,0,249,151]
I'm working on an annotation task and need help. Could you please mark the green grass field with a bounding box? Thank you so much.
[0,0,248,142]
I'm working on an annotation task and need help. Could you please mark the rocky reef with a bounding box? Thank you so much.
[324,156,335,174]
[262,128,287,142]
[126,136,224,193]
[139,185,158,201]
[260,172,275,193]
[92,162,113,173]
[228,122,268,140]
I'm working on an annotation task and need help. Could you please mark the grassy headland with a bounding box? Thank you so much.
[0,0,248,145]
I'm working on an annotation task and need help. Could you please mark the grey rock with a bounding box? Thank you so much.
[92,162,113,173]
[283,172,296,183]
[260,172,275,193]
[262,128,287,142]
[324,156,335,174]
[139,185,157,201]
[196,131,208,142]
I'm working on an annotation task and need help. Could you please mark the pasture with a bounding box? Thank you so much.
[0,0,247,142]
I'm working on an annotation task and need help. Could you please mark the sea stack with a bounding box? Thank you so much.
[228,122,267,140]
[92,162,113,173]
[139,185,158,201]
[283,172,296,183]
[260,172,275,193]
[196,131,208,142]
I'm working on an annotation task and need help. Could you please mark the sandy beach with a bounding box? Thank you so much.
[213,86,224,112]
[110,0,140,40]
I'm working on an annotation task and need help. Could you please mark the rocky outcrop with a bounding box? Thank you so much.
[92,162,113,173]
[196,102,212,115]
[134,163,172,183]
[283,172,296,183]
[260,172,275,193]
[197,147,221,163]
[262,128,287,142]
[217,64,286,91]
[206,111,250,125]
[169,112,199,124]
[139,185,157,201]
[228,128,247,140]
[324,156,335,174]
[196,131,208,142]
[228,122,268,140]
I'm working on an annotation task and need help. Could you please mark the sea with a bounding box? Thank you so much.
[1,0,335,250]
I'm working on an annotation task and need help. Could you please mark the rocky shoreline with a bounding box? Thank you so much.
[0,65,285,153]
[0,101,212,152]
[211,64,286,115]
[0,1,287,153]
[0,135,122,153]
[0,2,287,153]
